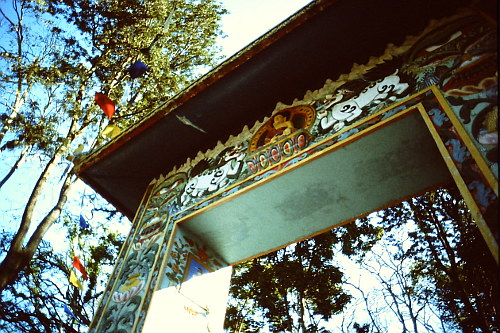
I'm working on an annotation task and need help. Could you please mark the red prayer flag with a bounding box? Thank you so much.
[72,256,88,280]
[94,92,116,119]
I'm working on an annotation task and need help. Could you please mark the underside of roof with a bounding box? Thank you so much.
[74,0,477,219]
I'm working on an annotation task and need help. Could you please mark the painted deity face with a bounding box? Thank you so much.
[273,114,285,124]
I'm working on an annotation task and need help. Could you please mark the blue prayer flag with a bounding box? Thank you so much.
[79,215,89,229]
[127,60,149,79]
[63,304,78,322]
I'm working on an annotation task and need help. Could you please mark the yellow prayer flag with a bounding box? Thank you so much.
[101,125,122,140]
[69,270,84,290]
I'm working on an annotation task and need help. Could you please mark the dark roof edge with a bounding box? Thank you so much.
[74,0,335,176]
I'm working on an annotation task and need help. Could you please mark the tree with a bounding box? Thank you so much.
[0,209,125,332]
[403,188,499,332]
[0,0,228,330]
[345,230,448,333]
[337,186,498,333]
[224,231,352,332]
[0,0,227,295]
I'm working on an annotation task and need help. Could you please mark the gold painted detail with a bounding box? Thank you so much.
[246,105,315,173]
[248,105,316,153]
[246,129,312,174]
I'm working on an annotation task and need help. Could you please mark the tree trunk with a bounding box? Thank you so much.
[0,166,75,292]
[0,249,31,292]
[295,242,308,333]
[297,291,308,333]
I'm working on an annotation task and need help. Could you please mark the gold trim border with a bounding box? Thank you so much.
[431,86,498,196]
[417,102,498,263]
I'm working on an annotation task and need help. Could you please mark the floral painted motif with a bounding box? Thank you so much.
[91,174,187,332]
[112,274,145,304]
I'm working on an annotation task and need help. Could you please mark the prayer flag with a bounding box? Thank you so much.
[69,270,84,289]
[63,304,78,322]
[72,256,88,280]
[79,215,89,229]
[127,60,149,79]
[101,125,122,140]
[95,93,116,119]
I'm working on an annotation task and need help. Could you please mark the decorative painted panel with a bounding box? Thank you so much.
[418,88,498,253]
[161,227,226,289]
[89,174,187,332]
[163,12,497,226]
[402,13,498,178]
[161,12,496,189]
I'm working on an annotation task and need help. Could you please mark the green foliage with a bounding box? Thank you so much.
[41,0,228,128]
[225,231,352,332]
[1,0,227,151]
[332,216,384,259]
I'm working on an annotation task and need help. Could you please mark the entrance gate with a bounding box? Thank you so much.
[75,1,498,331]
